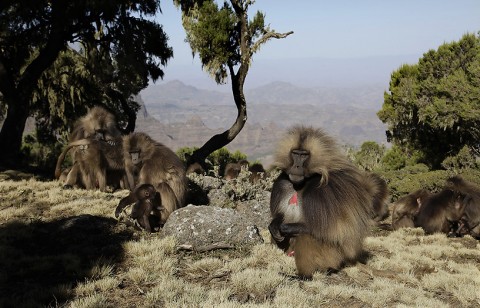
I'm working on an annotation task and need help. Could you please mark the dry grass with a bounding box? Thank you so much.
[1,177,479,307]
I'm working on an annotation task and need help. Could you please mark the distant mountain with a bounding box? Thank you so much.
[140,80,231,106]
[142,80,386,108]
[247,81,387,109]
[136,80,389,165]
[158,54,421,90]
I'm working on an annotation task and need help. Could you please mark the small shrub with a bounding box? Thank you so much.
[441,145,476,171]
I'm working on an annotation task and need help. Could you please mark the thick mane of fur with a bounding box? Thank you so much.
[70,106,121,141]
[269,125,381,277]
[57,106,123,189]
[273,125,353,185]
[302,170,373,244]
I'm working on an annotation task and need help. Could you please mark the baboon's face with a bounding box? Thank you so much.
[287,149,310,185]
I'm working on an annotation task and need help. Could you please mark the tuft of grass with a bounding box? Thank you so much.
[229,268,284,302]
[69,294,112,308]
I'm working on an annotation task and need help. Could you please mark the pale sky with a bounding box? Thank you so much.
[152,0,480,89]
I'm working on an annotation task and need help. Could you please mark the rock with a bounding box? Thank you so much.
[235,191,271,229]
[162,205,263,250]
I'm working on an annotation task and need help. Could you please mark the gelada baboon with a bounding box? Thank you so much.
[269,126,377,278]
[391,189,430,230]
[69,106,121,141]
[54,137,131,191]
[123,132,187,223]
[248,163,267,183]
[365,172,390,222]
[223,160,249,180]
[56,106,122,189]
[115,184,165,232]
[223,159,267,183]
[186,162,205,175]
[414,186,469,235]
[443,176,480,237]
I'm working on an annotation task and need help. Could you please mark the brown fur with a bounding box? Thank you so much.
[55,106,123,190]
[115,184,162,232]
[68,106,121,142]
[414,188,467,234]
[364,172,390,222]
[444,176,480,237]
[223,162,242,180]
[55,137,130,191]
[123,132,187,223]
[269,126,375,278]
[186,162,205,175]
[249,163,267,183]
[223,160,249,180]
[391,189,430,230]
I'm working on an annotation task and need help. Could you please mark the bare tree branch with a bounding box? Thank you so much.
[251,30,294,55]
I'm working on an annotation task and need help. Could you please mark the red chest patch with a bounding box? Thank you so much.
[289,192,298,206]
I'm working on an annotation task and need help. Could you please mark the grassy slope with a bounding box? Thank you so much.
[0,177,479,308]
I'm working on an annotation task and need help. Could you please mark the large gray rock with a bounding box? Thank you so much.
[162,205,263,251]
[235,191,271,229]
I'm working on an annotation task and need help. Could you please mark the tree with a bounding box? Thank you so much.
[378,33,480,169]
[353,141,386,171]
[174,0,292,167]
[0,0,172,167]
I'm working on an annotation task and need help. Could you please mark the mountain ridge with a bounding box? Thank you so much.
[136,80,388,165]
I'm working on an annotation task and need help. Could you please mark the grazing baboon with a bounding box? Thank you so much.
[186,162,205,175]
[365,172,390,222]
[115,184,162,232]
[391,189,430,230]
[223,160,249,180]
[56,106,123,189]
[123,132,187,223]
[223,162,241,180]
[269,126,376,278]
[248,163,267,183]
[444,176,480,237]
[414,188,468,234]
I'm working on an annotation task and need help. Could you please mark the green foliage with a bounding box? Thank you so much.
[176,146,200,163]
[178,146,248,175]
[176,0,272,84]
[180,0,238,83]
[441,145,476,171]
[208,147,247,175]
[378,33,480,168]
[380,146,407,171]
[0,0,173,164]
[379,168,450,201]
[229,150,248,162]
[353,141,386,171]
[20,133,64,174]
[381,167,480,202]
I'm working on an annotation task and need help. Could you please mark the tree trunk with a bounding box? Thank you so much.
[0,96,29,168]
[189,75,247,165]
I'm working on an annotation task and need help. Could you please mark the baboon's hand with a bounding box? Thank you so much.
[268,221,285,243]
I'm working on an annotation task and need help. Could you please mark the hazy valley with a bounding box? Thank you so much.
[136,80,389,165]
